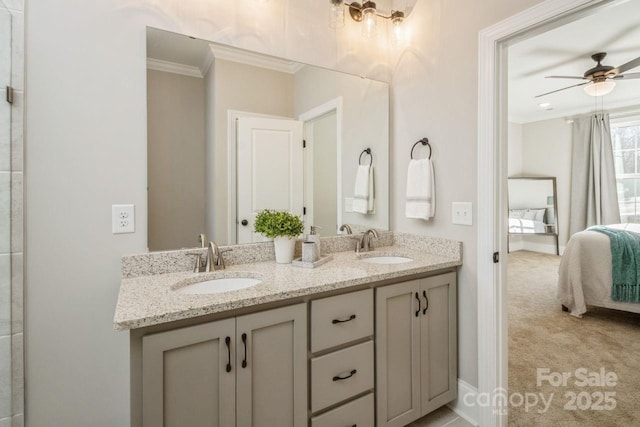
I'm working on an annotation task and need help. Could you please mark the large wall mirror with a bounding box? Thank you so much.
[146,27,390,251]
[508,176,559,255]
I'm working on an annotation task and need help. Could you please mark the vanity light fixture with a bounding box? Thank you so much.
[330,0,408,42]
[583,80,616,97]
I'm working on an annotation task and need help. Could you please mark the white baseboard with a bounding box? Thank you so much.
[447,379,479,426]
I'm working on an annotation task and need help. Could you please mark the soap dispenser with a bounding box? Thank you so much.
[308,225,322,256]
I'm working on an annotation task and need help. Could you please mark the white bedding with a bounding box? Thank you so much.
[509,218,546,234]
[557,223,640,316]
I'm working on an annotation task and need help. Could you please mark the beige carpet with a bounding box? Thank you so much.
[508,250,640,426]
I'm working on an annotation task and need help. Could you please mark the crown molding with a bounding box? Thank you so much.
[146,58,203,78]
[208,44,301,74]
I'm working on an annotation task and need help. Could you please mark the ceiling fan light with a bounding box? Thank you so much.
[583,80,616,97]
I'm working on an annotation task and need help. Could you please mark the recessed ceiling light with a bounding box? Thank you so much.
[538,102,551,108]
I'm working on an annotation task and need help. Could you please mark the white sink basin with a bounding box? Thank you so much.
[175,277,262,295]
[360,256,414,264]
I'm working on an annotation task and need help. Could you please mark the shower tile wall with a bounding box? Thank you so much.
[0,0,24,426]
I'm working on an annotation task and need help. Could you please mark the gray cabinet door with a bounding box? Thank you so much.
[376,279,421,427]
[142,318,236,427]
[420,272,458,414]
[235,303,307,427]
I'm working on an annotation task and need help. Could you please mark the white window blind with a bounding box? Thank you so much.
[612,117,640,223]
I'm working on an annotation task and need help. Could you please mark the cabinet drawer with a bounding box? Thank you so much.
[311,393,374,427]
[311,340,374,413]
[311,289,373,352]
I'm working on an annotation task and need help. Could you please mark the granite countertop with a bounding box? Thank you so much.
[113,240,462,331]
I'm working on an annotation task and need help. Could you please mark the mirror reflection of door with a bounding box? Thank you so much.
[303,111,338,238]
[236,117,303,243]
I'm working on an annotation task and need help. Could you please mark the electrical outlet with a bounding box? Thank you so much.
[112,204,135,234]
[452,202,473,226]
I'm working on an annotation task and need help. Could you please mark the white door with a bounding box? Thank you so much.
[237,117,304,243]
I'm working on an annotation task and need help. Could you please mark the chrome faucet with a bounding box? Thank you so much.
[358,229,379,253]
[339,224,353,235]
[187,235,232,272]
[186,249,207,273]
[208,241,231,271]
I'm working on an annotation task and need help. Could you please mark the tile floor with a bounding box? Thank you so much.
[410,406,474,427]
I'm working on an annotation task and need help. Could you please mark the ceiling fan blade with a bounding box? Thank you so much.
[612,56,640,74]
[613,72,640,80]
[545,75,588,80]
[535,81,589,98]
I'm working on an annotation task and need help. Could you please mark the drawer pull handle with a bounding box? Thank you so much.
[423,290,429,315]
[225,336,232,373]
[241,333,248,368]
[415,292,420,317]
[333,369,357,381]
[332,314,356,324]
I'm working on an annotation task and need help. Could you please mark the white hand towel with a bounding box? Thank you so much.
[406,158,435,220]
[353,165,375,214]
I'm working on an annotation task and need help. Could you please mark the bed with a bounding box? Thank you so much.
[557,223,640,316]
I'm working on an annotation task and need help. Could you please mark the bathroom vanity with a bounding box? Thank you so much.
[114,232,461,427]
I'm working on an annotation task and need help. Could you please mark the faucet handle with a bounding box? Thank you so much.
[186,251,206,273]
[198,233,208,248]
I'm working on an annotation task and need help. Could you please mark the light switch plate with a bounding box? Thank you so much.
[452,202,473,226]
[112,204,135,234]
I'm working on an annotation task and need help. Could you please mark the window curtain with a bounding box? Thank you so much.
[569,112,621,236]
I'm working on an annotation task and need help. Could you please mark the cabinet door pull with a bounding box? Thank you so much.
[332,369,357,381]
[332,314,356,324]
[423,290,429,315]
[241,333,248,368]
[225,336,232,373]
[415,292,420,317]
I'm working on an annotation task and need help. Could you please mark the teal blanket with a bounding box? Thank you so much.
[589,226,640,302]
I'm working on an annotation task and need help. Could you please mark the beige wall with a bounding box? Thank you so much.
[508,122,523,177]
[521,118,573,251]
[25,0,547,424]
[208,58,294,243]
[147,69,205,251]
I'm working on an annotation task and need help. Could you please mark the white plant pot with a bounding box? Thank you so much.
[273,236,296,264]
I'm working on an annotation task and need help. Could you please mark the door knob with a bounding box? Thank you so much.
[241,219,248,226]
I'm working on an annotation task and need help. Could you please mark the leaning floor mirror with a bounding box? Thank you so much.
[507,176,559,255]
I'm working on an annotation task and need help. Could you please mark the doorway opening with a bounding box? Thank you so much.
[478,0,640,425]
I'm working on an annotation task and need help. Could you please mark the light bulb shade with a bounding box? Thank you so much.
[362,1,377,37]
[329,0,345,28]
[583,80,616,97]
[391,11,405,45]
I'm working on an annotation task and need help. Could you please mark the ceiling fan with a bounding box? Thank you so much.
[536,52,640,98]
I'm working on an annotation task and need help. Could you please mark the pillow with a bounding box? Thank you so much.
[509,209,526,219]
[532,209,546,222]
[520,208,546,222]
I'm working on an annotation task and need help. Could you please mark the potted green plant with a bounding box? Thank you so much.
[254,209,304,263]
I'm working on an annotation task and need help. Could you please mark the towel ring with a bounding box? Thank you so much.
[410,138,431,160]
[359,148,372,167]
